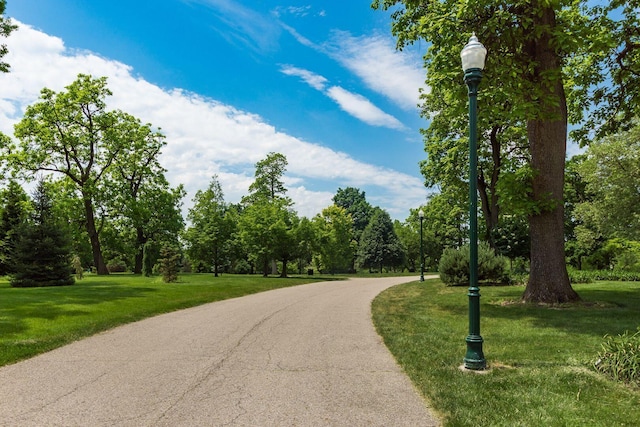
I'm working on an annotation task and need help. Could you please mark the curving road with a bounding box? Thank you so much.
[0,276,440,426]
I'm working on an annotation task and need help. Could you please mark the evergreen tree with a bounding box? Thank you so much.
[11,180,74,288]
[0,180,29,275]
[357,209,405,273]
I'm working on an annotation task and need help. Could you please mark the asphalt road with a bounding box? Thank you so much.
[0,276,440,426]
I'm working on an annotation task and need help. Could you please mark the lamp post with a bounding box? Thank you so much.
[461,34,487,370]
[419,209,424,282]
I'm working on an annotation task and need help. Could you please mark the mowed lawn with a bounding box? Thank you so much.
[373,278,640,426]
[0,273,339,367]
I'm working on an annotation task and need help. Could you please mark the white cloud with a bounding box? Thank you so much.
[326,86,406,130]
[279,65,405,130]
[183,0,281,53]
[327,31,427,111]
[1,22,428,219]
[279,65,327,91]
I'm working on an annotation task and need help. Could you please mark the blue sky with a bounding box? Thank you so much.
[2,0,431,219]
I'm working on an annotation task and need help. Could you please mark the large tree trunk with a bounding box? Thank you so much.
[523,5,579,303]
[133,228,146,275]
[84,197,109,275]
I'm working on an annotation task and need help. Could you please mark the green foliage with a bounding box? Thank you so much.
[0,0,17,73]
[313,205,355,274]
[594,328,640,387]
[142,240,159,276]
[332,187,373,244]
[232,259,252,274]
[10,180,74,288]
[158,244,180,283]
[72,254,84,279]
[106,256,128,273]
[438,242,507,286]
[569,269,640,282]
[357,209,404,272]
[245,152,289,203]
[0,180,30,275]
[184,176,234,276]
[578,125,640,241]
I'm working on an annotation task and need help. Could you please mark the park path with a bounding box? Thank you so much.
[0,276,440,426]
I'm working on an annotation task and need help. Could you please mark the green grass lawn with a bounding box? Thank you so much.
[0,273,339,367]
[373,278,640,427]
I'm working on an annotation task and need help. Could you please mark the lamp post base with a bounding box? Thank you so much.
[464,335,486,370]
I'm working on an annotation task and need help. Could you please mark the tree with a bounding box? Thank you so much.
[239,199,290,276]
[370,0,640,302]
[240,152,295,276]
[184,176,234,277]
[245,152,289,203]
[0,0,17,73]
[0,180,29,275]
[578,125,640,241]
[7,74,135,274]
[332,187,374,242]
[11,180,74,288]
[157,243,180,283]
[104,119,185,274]
[312,205,355,274]
[357,209,405,273]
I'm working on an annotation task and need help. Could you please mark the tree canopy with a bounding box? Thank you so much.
[371,0,639,302]
[0,0,17,73]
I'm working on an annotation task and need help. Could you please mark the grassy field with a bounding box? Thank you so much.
[372,278,640,426]
[0,273,341,367]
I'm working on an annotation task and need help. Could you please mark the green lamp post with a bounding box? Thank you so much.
[419,209,424,282]
[461,34,487,370]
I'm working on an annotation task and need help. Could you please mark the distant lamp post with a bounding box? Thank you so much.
[461,33,487,370]
[419,209,425,282]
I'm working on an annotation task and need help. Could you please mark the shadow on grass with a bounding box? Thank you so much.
[0,283,157,337]
[481,284,640,338]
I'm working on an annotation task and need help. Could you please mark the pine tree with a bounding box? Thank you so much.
[10,180,74,287]
[0,180,29,275]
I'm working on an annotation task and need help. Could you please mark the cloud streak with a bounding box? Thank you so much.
[1,22,427,219]
[327,31,427,111]
[279,65,405,130]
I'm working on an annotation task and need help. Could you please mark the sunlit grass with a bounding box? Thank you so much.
[373,279,640,426]
[0,273,340,367]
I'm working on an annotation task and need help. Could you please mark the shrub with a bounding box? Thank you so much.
[567,269,640,282]
[158,244,180,283]
[568,268,594,284]
[233,259,252,274]
[439,242,508,286]
[593,327,640,387]
[72,254,84,280]
[106,256,127,273]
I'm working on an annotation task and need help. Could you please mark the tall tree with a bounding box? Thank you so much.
[239,200,291,277]
[332,187,373,242]
[184,176,234,277]
[371,0,640,302]
[241,152,294,276]
[0,0,17,73]
[104,122,184,274]
[7,74,138,274]
[0,180,29,275]
[11,180,74,288]
[246,152,289,203]
[357,209,404,273]
[578,124,640,241]
[312,205,355,274]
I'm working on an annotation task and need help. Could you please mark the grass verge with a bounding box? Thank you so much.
[372,278,640,427]
[0,273,339,367]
